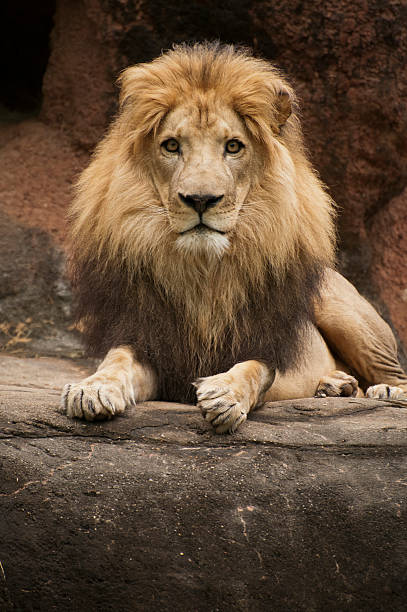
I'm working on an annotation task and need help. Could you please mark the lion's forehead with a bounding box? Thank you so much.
[158,103,247,143]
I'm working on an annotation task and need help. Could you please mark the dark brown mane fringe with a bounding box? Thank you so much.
[71,252,323,403]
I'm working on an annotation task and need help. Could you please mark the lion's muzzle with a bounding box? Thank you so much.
[178,192,224,215]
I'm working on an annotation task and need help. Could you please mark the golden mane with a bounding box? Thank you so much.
[68,42,336,401]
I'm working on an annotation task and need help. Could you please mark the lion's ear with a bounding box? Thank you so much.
[274,89,292,132]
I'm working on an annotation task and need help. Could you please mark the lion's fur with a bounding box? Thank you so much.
[69,42,336,402]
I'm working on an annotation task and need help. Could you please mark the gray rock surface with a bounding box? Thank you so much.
[1,354,407,611]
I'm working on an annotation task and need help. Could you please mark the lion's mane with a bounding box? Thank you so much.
[69,42,336,402]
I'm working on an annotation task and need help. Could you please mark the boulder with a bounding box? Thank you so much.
[371,186,407,349]
[0,121,86,356]
[1,355,406,611]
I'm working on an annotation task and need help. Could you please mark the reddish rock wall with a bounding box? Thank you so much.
[1,0,406,355]
[0,120,87,355]
[371,187,407,346]
[41,0,115,149]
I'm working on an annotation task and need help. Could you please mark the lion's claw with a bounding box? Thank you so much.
[366,384,406,400]
[62,381,126,421]
[315,371,358,398]
[195,375,249,433]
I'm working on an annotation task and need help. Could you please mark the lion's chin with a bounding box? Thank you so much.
[175,227,230,258]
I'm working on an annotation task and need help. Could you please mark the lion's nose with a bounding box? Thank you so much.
[178,193,224,215]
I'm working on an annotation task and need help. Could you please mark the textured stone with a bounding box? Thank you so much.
[371,187,407,347]
[0,121,86,355]
[1,355,407,611]
[41,1,116,149]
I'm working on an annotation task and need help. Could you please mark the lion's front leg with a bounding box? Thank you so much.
[62,346,157,421]
[194,360,274,434]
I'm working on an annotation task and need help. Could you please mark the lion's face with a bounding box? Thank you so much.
[72,43,335,290]
[150,103,257,256]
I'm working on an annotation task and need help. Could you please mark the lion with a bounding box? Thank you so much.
[62,42,407,433]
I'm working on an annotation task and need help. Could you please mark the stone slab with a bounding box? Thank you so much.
[1,354,407,611]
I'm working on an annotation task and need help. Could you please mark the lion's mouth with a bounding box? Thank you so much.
[176,222,231,256]
[180,223,226,235]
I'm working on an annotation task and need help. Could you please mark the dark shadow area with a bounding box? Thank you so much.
[0,1,56,117]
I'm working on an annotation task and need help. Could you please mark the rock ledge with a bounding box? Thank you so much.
[1,355,406,611]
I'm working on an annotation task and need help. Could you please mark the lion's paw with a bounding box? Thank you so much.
[365,384,407,400]
[194,374,249,434]
[62,380,127,421]
[315,370,359,398]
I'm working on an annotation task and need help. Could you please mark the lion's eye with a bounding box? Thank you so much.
[162,138,180,153]
[225,139,244,155]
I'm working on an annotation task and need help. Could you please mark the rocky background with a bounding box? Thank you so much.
[1,0,406,361]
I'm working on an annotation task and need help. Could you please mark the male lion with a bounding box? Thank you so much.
[62,42,407,433]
